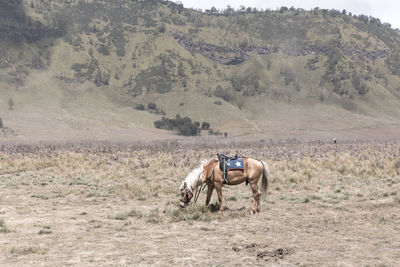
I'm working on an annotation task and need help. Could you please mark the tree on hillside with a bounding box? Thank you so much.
[178,62,185,77]
[214,85,233,102]
[148,102,157,110]
[224,5,235,16]
[201,122,210,130]
[158,23,166,33]
[177,121,199,136]
[135,104,145,110]
[280,66,296,85]
[210,7,218,14]
[154,114,201,136]
[0,118,3,128]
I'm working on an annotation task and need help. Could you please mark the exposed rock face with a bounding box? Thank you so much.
[173,34,389,65]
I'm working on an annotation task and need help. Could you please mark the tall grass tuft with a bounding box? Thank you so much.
[0,219,10,233]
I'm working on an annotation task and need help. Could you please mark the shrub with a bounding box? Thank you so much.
[280,66,296,85]
[132,64,173,95]
[154,118,171,130]
[0,219,10,233]
[214,85,233,102]
[201,122,210,130]
[167,205,213,222]
[230,72,261,96]
[154,114,201,136]
[385,53,400,75]
[94,70,110,87]
[208,129,222,135]
[71,60,96,79]
[135,104,145,110]
[148,102,157,110]
[306,56,319,70]
[158,23,167,33]
[0,118,3,128]
[38,228,52,235]
[97,44,111,56]
[352,72,368,95]
[177,122,199,136]
[110,25,127,57]
[178,62,185,78]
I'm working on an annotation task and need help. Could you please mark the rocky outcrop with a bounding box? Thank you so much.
[173,34,389,65]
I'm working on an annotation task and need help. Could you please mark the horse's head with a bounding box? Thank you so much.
[179,181,193,208]
[179,161,210,208]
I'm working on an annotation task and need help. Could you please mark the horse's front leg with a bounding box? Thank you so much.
[205,185,214,206]
[215,182,224,212]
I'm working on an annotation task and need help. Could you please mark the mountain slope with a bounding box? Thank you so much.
[1,0,400,142]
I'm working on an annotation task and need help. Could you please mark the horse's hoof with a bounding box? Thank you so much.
[249,210,256,215]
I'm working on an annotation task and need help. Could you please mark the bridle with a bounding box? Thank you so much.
[181,160,217,206]
[183,188,191,204]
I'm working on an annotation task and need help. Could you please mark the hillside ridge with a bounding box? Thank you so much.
[1,0,400,142]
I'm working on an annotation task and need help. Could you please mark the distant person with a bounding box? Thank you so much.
[333,138,337,144]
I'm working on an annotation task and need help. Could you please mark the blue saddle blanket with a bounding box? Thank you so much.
[226,158,244,171]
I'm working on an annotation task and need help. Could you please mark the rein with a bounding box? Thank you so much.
[193,183,206,203]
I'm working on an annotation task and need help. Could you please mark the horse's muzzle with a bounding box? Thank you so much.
[179,202,186,208]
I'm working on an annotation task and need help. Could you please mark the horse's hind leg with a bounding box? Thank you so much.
[250,182,261,214]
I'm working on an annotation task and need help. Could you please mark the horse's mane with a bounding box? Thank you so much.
[180,160,208,192]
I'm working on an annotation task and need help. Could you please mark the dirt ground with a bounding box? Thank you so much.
[1,141,400,266]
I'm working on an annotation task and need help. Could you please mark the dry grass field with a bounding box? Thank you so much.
[1,140,400,266]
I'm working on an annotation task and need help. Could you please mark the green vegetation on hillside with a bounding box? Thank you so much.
[154,114,202,136]
[1,0,400,137]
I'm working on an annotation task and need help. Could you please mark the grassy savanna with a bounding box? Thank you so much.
[0,141,400,265]
[1,0,400,142]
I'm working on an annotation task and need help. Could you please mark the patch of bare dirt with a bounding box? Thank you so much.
[232,243,295,262]
[257,248,295,261]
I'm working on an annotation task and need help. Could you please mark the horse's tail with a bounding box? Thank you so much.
[260,161,269,195]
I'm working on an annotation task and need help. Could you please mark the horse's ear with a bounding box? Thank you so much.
[183,182,187,188]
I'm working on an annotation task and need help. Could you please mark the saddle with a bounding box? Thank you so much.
[217,153,238,171]
[217,153,244,184]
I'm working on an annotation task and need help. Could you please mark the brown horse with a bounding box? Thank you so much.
[179,158,269,213]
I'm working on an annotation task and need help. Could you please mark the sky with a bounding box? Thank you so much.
[176,0,400,29]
